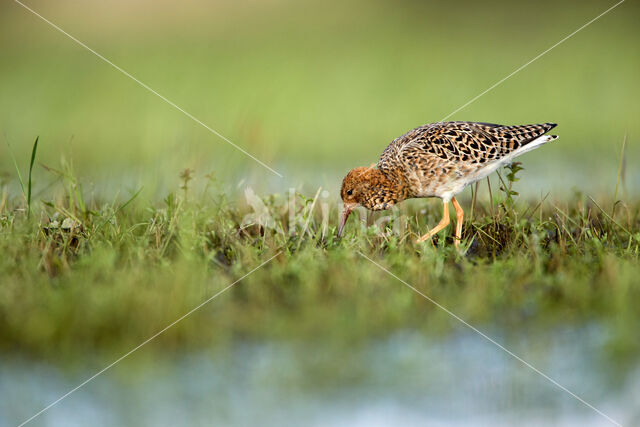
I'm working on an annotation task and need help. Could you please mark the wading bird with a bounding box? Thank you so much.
[338,121,558,246]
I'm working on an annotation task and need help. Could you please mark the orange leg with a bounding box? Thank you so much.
[451,197,464,247]
[416,200,450,243]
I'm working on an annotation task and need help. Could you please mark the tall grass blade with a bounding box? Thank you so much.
[486,177,494,218]
[27,136,39,217]
[470,182,478,222]
[612,133,627,216]
[6,141,26,198]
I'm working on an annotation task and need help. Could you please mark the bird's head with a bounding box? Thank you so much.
[337,166,369,238]
[337,165,392,237]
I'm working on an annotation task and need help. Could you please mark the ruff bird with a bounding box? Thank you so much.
[338,121,558,245]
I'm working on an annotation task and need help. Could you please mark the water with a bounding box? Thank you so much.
[2,326,638,427]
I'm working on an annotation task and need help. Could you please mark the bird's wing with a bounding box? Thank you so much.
[392,121,557,165]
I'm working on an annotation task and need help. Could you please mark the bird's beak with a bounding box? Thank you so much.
[337,204,356,238]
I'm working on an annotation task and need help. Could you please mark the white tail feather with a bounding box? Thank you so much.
[508,134,558,158]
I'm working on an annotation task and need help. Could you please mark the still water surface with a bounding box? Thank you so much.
[2,325,637,426]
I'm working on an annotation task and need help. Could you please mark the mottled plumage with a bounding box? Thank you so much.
[338,121,558,245]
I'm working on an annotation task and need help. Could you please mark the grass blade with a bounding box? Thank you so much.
[612,132,627,216]
[95,187,144,233]
[6,141,26,198]
[27,136,39,217]
[589,195,633,238]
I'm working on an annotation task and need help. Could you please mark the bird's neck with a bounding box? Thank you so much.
[360,167,408,211]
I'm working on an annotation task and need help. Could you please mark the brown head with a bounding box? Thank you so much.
[337,165,405,237]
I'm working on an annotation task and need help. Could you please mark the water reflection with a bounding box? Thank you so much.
[2,326,637,426]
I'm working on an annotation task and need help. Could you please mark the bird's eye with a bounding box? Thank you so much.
[346,189,353,196]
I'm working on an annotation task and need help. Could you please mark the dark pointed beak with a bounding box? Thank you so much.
[337,204,355,238]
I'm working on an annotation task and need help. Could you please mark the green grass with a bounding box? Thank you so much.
[1,162,639,375]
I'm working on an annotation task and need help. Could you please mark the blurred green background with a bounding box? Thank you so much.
[1,0,638,197]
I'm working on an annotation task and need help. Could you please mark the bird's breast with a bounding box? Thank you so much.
[403,164,470,199]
